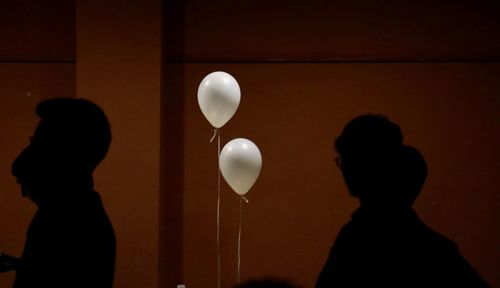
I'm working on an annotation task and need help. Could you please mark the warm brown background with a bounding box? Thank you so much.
[164,0,500,62]
[76,1,162,288]
[175,63,499,287]
[1,0,499,288]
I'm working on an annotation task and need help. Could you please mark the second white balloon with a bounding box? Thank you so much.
[219,138,262,196]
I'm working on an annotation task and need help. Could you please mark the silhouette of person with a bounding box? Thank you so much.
[0,98,115,287]
[234,278,299,288]
[316,115,489,287]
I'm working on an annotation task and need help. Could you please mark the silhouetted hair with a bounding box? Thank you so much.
[35,98,111,172]
[335,114,402,157]
[234,278,299,288]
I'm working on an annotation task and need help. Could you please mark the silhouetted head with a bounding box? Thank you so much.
[234,278,299,288]
[11,98,111,206]
[335,115,426,208]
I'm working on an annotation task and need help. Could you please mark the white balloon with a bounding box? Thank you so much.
[198,71,240,128]
[219,138,262,196]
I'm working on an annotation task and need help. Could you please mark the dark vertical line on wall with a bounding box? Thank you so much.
[160,63,185,288]
[160,1,186,287]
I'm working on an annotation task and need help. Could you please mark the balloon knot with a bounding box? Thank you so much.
[210,128,218,143]
[241,196,249,203]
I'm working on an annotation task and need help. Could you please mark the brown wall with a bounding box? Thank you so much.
[0,0,75,61]
[164,1,500,287]
[1,1,499,288]
[77,1,162,288]
[174,63,500,287]
[165,0,500,62]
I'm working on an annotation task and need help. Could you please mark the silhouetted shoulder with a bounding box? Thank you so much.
[317,208,490,287]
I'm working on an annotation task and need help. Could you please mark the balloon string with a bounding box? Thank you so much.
[216,129,221,288]
[237,197,243,285]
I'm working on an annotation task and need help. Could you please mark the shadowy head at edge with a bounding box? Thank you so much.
[234,278,300,288]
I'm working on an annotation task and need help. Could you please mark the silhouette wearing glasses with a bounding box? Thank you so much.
[0,98,115,287]
[316,115,489,287]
